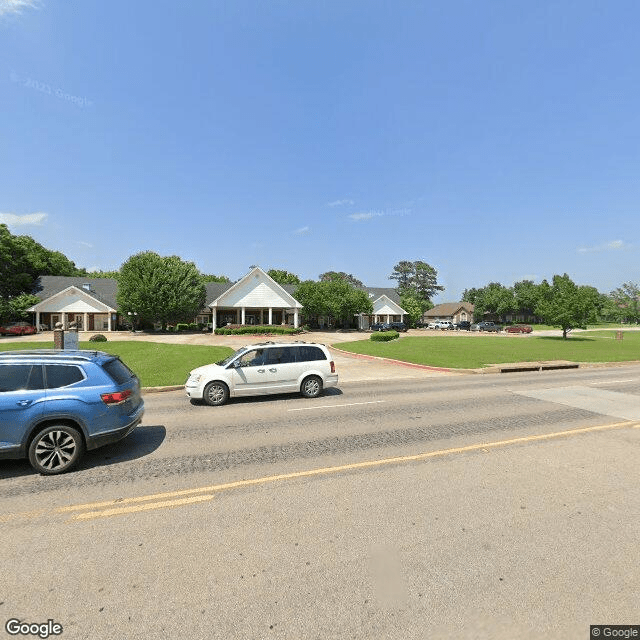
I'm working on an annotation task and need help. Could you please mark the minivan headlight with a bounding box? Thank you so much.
[188,374,201,383]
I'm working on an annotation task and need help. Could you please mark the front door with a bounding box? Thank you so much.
[0,364,46,454]
[229,348,278,395]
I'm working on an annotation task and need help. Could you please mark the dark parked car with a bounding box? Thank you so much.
[0,350,144,474]
[455,321,472,331]
[471,321,501,332]
[0,322,38,336]
[390,321,407,332]
[371,321,407,332]
[505,324,533,334]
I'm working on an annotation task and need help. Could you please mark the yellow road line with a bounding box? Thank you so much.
[3,419,637,523]
[72,494,214,520]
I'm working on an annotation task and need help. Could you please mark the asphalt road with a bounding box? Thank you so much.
[1,366,639,639]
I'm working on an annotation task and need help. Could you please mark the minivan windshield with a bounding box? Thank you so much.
[216,348,246,368]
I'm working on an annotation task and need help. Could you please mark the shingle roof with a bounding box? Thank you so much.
[33,276,119,309]
[424,301,474,317]
[34,276,402,311]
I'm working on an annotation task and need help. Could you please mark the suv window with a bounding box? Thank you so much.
[103,358,135,385]
[0,364,45,392]
[45,365,85,388]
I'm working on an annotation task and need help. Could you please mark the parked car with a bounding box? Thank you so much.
[505,324,533,334]
[455,321,472,331]
[471,321,502,332]
[185,341,338,406]
[0,322,38,336]
[0,350,144,475]
[370,322,390,332]
[434,321,455,330]
[426,322,439,329]
[389,321,407,332]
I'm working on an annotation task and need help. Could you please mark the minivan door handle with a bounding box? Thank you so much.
[257,369,266,373]
[268,368,277,372]
[16,400,33,407]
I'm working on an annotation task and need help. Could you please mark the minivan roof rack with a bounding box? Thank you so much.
[0,349,106,360]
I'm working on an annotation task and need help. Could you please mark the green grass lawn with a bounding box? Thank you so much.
[0,342,235,387]
[334,331,640,369]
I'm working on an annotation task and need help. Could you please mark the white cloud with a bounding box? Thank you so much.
[328,199,355,207]
[348,211,384,221]
[0,211,48,226]
[577,239,629,253]
[0,0,40,16]
[78,240,93,248]
[293,226,310,235]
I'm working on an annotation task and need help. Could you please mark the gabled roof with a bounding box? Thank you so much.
[30,276,118,309]
[424,301,474,318]
[372,294,407,316]
[209,267,302,309]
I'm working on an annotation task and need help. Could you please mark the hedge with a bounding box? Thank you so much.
[214,325,303,336]
[370,330,399,342]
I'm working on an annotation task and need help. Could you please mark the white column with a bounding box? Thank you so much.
[268,307,273,325]
[36,311,40,327]
[387,314,390,323]
[212,308,217,331]
[294,310,299,328]
[107,313,112,332]
[241,307,246,325]
[83,312,88,331]
[61,312,67,329]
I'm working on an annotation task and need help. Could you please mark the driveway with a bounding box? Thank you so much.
[2,329,458,383]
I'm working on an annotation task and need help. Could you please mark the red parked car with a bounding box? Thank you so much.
[0,322,38,336]
[505,324,533,334]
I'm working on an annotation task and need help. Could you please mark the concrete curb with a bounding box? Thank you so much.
[142,385,184,394]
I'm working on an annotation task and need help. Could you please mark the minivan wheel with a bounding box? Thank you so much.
[28,425,84,475]
[203,381,230,406]
[301,376,323,399]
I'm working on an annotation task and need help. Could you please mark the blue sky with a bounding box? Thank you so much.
[2,0,639,303]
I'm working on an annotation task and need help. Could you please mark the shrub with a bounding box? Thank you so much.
[89,333,108,342]
[213,324,303,336]
[370,330,399,342]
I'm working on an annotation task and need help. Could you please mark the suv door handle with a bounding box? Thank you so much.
[268,368,277,372]
[257,369,266,373]
[16,400,33,407]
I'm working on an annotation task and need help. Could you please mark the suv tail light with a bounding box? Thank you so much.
[101,389,132,405]
[330,361,335,374]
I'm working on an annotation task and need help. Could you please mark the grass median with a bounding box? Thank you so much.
[0,342,235,387]
[334,331,640,369]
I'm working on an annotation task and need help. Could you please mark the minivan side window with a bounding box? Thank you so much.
[45,365,85,389]
[263,348,295,365]
[296,346,327,362]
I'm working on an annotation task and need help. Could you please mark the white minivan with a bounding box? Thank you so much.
[185,341,338,406]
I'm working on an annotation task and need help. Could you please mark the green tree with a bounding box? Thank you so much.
[400,291,432,327]
[535,274,599,338]
[267,269,301,285]
[469,282,514,319]
[117,252,206,329]
[390,260,443,302]
[513,280,542,316]
[319,271,364,287]
[609,282,640,323]
[86,270,120,279]
[294,279,373,327]
[201,273,231,283]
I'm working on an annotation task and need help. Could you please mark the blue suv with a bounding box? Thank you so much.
[0,350,144,475]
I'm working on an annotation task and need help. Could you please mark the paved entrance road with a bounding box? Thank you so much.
[1,366,639,639]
